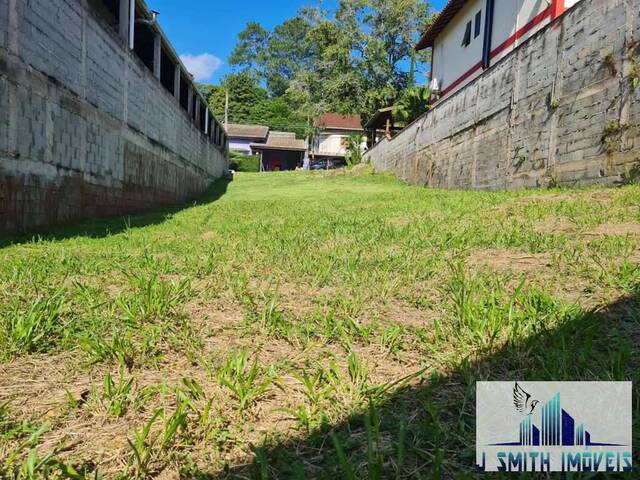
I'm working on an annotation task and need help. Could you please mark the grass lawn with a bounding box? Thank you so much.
[0,168,638,479]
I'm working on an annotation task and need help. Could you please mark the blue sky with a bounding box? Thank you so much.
[147,0,448,85]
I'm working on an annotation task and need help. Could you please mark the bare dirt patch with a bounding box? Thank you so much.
[466,248,552,274]
[383,303,436,329]
[584,223,640,238]
[499,188,619,216]
[0,352,99,418]
[534,216,579,235]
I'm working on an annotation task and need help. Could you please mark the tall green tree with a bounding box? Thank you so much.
[334,0,434,118]
[230,15,317,97]
[250,96,308,138]
[226,0,434,125]
[200,71,268,123]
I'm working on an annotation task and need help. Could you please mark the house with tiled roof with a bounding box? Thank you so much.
[226,123,269,154]
[251,132,307,172]
[418,0,583,101]
[310,114,367,167]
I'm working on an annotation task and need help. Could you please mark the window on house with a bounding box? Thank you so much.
[475,11,482,38]
[462,21,472,47]
[199,104,207,132]
[132,8,155,73]
[179,74,189,112]
[160,47,175,95]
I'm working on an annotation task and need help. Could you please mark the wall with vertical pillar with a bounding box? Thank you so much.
[365,0,640,190]
[0,0,228,234]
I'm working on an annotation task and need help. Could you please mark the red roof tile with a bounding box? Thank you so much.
[314,113,363,131]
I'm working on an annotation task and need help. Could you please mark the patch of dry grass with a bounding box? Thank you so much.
[0,172,638,478]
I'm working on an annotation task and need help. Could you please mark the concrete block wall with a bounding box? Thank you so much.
[0,1,7,50]
[0,0,227,234]
[365,0,640,190]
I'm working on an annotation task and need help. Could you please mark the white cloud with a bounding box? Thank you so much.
[179,53,223,82]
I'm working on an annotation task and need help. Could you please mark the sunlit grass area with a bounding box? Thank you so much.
[1,168,639,478]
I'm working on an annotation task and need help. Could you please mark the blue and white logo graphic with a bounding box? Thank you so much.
[476,382,632,472]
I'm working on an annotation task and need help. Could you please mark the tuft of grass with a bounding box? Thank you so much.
[217,350,275,415]
[0,290,68,360]
[116,274,191,324]
[102,372,135,418]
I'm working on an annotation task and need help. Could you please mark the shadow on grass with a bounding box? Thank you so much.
[201,286,639,479]
[0,176,232,248]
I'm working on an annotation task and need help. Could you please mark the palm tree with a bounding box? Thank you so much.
[345,134,365,167]
[392,86,430,125]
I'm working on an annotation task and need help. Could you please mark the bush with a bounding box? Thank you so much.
[229,152,260,172]
[621,160,640,185]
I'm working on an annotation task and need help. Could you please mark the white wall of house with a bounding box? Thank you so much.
[317,133,347,156]
[313,130,367,157]
[431,0,584,98]
[490,0,552,64]
[229,138,253,154]
[431,0,485,97]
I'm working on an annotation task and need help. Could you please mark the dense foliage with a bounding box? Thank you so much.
[392,85,431,125]
[202,0,435,132]
[199,73,308,138]
[229,151,261,172]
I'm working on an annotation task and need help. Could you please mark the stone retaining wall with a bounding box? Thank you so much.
[0,0,227,234]
[365,0,640,190]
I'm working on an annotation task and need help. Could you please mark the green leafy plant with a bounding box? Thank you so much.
[379,325,404,356]
[229,151,260,172]
[2,290,67,359]
[80,332,134,369]
[126,409,164,478]
[2,420,89,479]
[392,86,430,124]
[102,372,135,418]
[602,120,629,154]
[116,275,191,324]
[285,367,335,431]
[217,350,273,414]
[345,134,365,168]
[330,431,357,480]
[621,160,640,185]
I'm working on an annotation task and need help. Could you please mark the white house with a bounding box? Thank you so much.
[417,0,583,100]
[311,113,367,165]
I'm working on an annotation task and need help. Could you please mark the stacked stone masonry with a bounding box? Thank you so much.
[0,0,227,234]
[365,0,640,190]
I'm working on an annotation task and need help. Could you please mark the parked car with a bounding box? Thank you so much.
[311,159,343,170]
[311,160,330,170]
